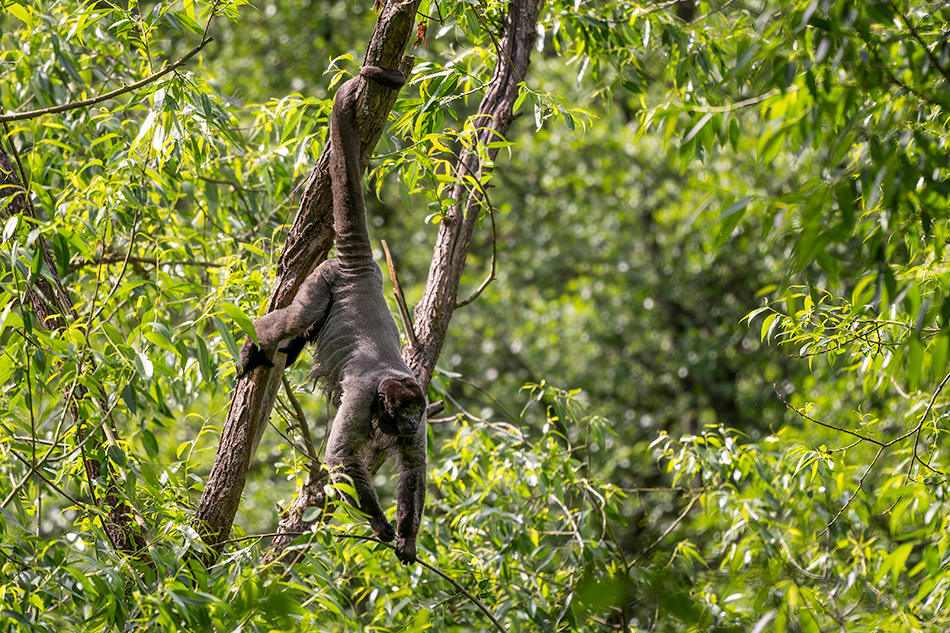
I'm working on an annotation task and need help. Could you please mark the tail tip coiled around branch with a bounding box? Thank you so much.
[360,65,407,90]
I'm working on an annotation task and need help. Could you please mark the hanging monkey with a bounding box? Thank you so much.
[239,66,427,564]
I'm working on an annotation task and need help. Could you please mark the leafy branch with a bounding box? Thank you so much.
[0,36,214,123]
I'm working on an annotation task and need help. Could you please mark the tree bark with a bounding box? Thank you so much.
[405,0,544,386]
[0,147,148,557]
[194,0,422,549]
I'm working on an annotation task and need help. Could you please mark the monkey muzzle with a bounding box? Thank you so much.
[395,410,420,436]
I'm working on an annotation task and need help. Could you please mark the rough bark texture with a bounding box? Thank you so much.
[0,148,148,556]
[405,0,544,387]
[194,0,421,549]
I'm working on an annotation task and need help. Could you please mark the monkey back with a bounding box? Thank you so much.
[308,259,414,400]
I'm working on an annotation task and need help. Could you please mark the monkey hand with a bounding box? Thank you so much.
[237,339,274,377]
[394,537,417,565]
[278,335,308,367]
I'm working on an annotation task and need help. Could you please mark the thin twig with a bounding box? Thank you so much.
[453,155,498,309]
[455,377,523,427]
[380,240,417,349]
[338,533,508,633]
[7,449,84,508]
[281,375,317,460]
[881,370,950,449]
[468,6,522,87]
[825,438,862,454]
[629,495,699,567]
[196,175,264,193]
[67,254,222,274]
[821,444,885,535]
[682,88,785,114]
[1,123,36,218]
[888,0,950,85]
[267,413,312,459]
[905,370,950,477]
[0,37,214,123]
[774,383,884,446]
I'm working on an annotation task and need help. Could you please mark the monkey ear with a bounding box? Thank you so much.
[379,378,425,414]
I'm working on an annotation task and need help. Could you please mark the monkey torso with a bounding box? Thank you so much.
[309,258,413,400]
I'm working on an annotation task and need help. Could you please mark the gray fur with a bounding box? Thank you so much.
[239,66,426,564]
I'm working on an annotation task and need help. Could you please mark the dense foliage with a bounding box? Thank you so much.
[1,0,949,631]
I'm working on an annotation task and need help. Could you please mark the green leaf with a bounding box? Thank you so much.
[683,112,714,144]
[907,339,923,392]
[122,383,138,415]
[214,315,239,363]
[875,543,913,587]
[931,333,949,380]
[220,302,257,343]
[107,444,128,468]
[761,313,779,342]
[2,216,18,243]
[798,609,820,633]
[141,428,159,459]
[134,352,154,380]
[6,3,32,26]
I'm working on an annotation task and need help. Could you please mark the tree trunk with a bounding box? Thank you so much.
[0,147,149,557]
[405,0,544,386]
[194,0,422,549]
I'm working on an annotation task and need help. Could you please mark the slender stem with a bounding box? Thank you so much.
[281,375,318,460]
[629,495,699,567]
[453,155,498,309]
[380,240,418,348]
[0,37,213,123]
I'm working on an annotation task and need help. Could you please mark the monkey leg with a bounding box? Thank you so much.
[331,458,395,542]
[326,390,394,541]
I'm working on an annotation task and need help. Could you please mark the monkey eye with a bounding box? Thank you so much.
[398,407,421,419]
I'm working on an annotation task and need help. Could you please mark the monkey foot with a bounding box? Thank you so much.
[395,537,416,565]
[372,519,395,542]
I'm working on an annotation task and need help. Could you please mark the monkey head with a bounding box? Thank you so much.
[376,377,426,437]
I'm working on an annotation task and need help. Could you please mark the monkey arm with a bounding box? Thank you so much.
[237,270,333,376]
[393,429,427,564]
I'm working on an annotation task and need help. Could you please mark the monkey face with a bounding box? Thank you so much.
[378,378,426,437]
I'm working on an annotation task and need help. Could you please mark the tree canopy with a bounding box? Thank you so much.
[1,0,949,631]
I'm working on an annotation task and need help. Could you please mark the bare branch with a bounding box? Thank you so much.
[452,154,499,309]
[381,239,418,349]
[67,254,222,274]
[773,383,884,447]
[281,375,317,460]
[407,0,544,387]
